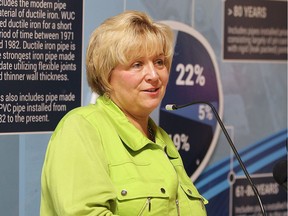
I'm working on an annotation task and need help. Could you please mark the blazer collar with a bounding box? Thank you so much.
[97,95,179,159]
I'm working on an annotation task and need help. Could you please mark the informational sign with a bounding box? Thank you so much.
[159,21,223,181]
[230,173,287,216]
[0,0,83,134]
[223,0,287,61]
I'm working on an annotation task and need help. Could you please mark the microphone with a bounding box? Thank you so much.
[273,159,287,191]
[165,101,267,216]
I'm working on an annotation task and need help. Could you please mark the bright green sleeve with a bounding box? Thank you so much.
[41,113,119,216]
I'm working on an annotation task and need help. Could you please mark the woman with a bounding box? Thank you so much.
[40,10,208,216]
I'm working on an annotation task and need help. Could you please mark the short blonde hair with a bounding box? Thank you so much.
[86,10,174,95]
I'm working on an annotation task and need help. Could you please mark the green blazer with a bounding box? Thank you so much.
[40,95,208,216]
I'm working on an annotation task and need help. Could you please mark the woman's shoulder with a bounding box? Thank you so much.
[55,104,106,128]
[66,104,100,117]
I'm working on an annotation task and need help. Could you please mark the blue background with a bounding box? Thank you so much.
[0,0,286,215]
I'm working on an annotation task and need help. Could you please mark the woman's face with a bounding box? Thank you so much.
[109,54,169,118]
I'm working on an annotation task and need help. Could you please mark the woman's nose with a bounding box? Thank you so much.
[145,64,159,81]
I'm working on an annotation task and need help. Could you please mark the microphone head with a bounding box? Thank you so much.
[165,104,177,110]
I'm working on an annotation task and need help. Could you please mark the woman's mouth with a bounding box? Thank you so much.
[144,87,160,92]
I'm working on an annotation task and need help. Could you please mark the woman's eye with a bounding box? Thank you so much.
[155,59,165,68]
[131,62,143,69]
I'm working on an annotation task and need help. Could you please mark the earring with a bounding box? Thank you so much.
[104,92,111,99]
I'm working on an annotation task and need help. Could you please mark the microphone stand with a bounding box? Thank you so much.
[167,101,267,216]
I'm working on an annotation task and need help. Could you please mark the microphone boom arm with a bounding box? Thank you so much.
[167,101,267,216]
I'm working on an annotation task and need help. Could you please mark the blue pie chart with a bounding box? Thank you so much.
[159,21,224,181]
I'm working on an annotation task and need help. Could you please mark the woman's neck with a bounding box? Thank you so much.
[125,113,149,137]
